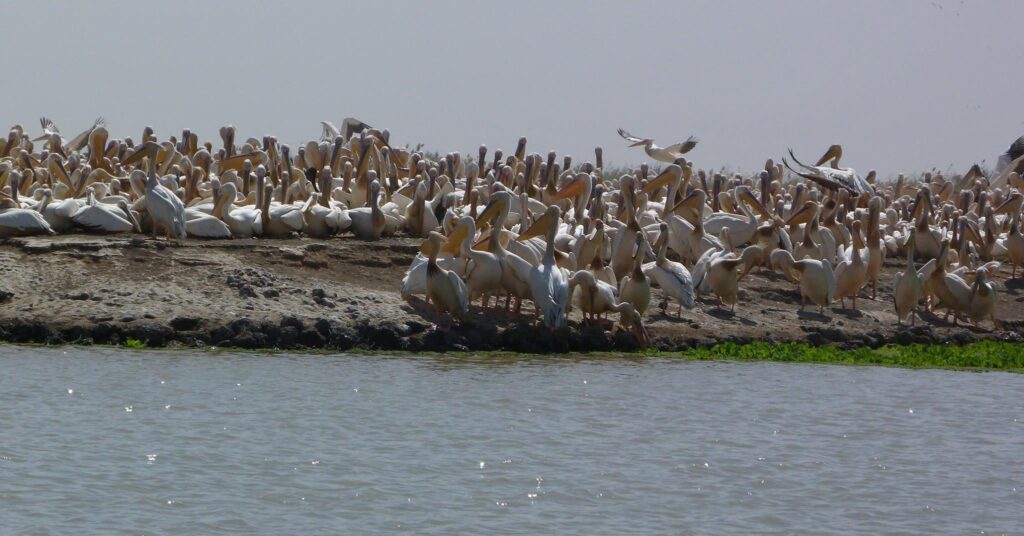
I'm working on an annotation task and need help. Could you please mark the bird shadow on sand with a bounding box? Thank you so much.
[831,308,865,320]
[796,310,832,323]
[704,307,757,326]
[1004,278,1024,294]
[915,310,994,333]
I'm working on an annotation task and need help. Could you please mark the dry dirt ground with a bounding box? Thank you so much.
[0,234,1021,352]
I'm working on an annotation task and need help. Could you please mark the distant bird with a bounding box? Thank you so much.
[617,128,698,163]
[783,145,873,195]
[321,117,372,142]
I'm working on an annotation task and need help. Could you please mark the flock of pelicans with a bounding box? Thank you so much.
[1,117,1023,345]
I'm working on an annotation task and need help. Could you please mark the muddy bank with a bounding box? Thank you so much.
[0,234,1022,353]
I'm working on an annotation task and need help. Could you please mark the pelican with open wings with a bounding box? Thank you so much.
[617,128,698,163]
[783,145,873,195]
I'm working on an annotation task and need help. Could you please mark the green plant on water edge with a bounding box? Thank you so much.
[679,341,1024,371]
[123,338,146,349]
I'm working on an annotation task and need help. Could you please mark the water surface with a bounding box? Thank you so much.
[0,346,1021,534]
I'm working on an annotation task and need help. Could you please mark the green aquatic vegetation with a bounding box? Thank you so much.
[123,338,146,349]
[678,341,1024,371]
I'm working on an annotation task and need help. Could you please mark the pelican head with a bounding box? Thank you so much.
[641,164,682,196]
[815,144,843,168]
[516,205,560,241]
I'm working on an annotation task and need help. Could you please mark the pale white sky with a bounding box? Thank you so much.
[2,0,1020,176]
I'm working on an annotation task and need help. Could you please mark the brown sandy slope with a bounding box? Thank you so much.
[0,235,1021,352]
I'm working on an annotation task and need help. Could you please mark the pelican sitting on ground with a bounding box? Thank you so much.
[617,128,698,163]
[349,180,386,240]
[421,231,469,328]
[0,192,54,237]
[517,205,569,328]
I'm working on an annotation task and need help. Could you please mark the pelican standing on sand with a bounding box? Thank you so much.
[421,231,469,327]
[518,205,569,328]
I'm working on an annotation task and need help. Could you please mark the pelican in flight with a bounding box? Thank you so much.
[784,145,873,195]
[321,117,372,142]
[617,128,698,163]
[995,135,1024,176]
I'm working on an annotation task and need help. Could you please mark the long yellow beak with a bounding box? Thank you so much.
[555,177,586,200]
[785,202,816,226]
[476,197,505,225]
[516,211,556,241]
[737,187,772,219]
[442,224,470,254]
[641,164,680,195]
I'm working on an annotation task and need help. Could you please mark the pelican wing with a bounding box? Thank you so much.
[1005,135,1024,160]
[66,117,104,152]
[663,136,699,155]
[616,128,645,144]
[320,121,341,142]
[447,270,470,314]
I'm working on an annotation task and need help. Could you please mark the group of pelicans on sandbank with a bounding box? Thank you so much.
[0,117,1022,345]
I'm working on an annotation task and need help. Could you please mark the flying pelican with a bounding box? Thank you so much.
[784,145,873,195]
[321,118,372,142]
[617,128,698,163]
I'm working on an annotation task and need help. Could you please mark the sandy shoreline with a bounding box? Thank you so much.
[0,234,1022,353]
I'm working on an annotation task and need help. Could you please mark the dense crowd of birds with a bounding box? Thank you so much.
[1,117,1022,345]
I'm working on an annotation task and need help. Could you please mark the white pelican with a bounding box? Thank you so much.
[475,192,534,313]
[449,216,502,307]
[834,220,869,309]
[893,235,923,325]
[784,145,873,195]
[697,245,762,312]
[1005,218,1024,278]
[770,249,836,315]
[421,231,469,327]
[617,128,698,163]
[517,205,569,328]
[260,183,305,237]
[185,188,232,239]
[145,166,187,239]
[320,117,372,143]
[216,182,262,238]
[968,267,998,329]
[348,180,386,240]
[618,234,652,315]
[643,222,695,316]
[71,189,136,233]
[568,270,649,346]
[0,192,54,236]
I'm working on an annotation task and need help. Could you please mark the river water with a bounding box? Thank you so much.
[0,346,1020,534]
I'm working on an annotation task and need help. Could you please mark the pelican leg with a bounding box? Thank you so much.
[852,295,857,310]
[677,303,683,317]
[800,294,806,311]
[871,280,877,300]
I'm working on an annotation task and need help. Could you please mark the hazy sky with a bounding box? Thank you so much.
[2,0,1020,176]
